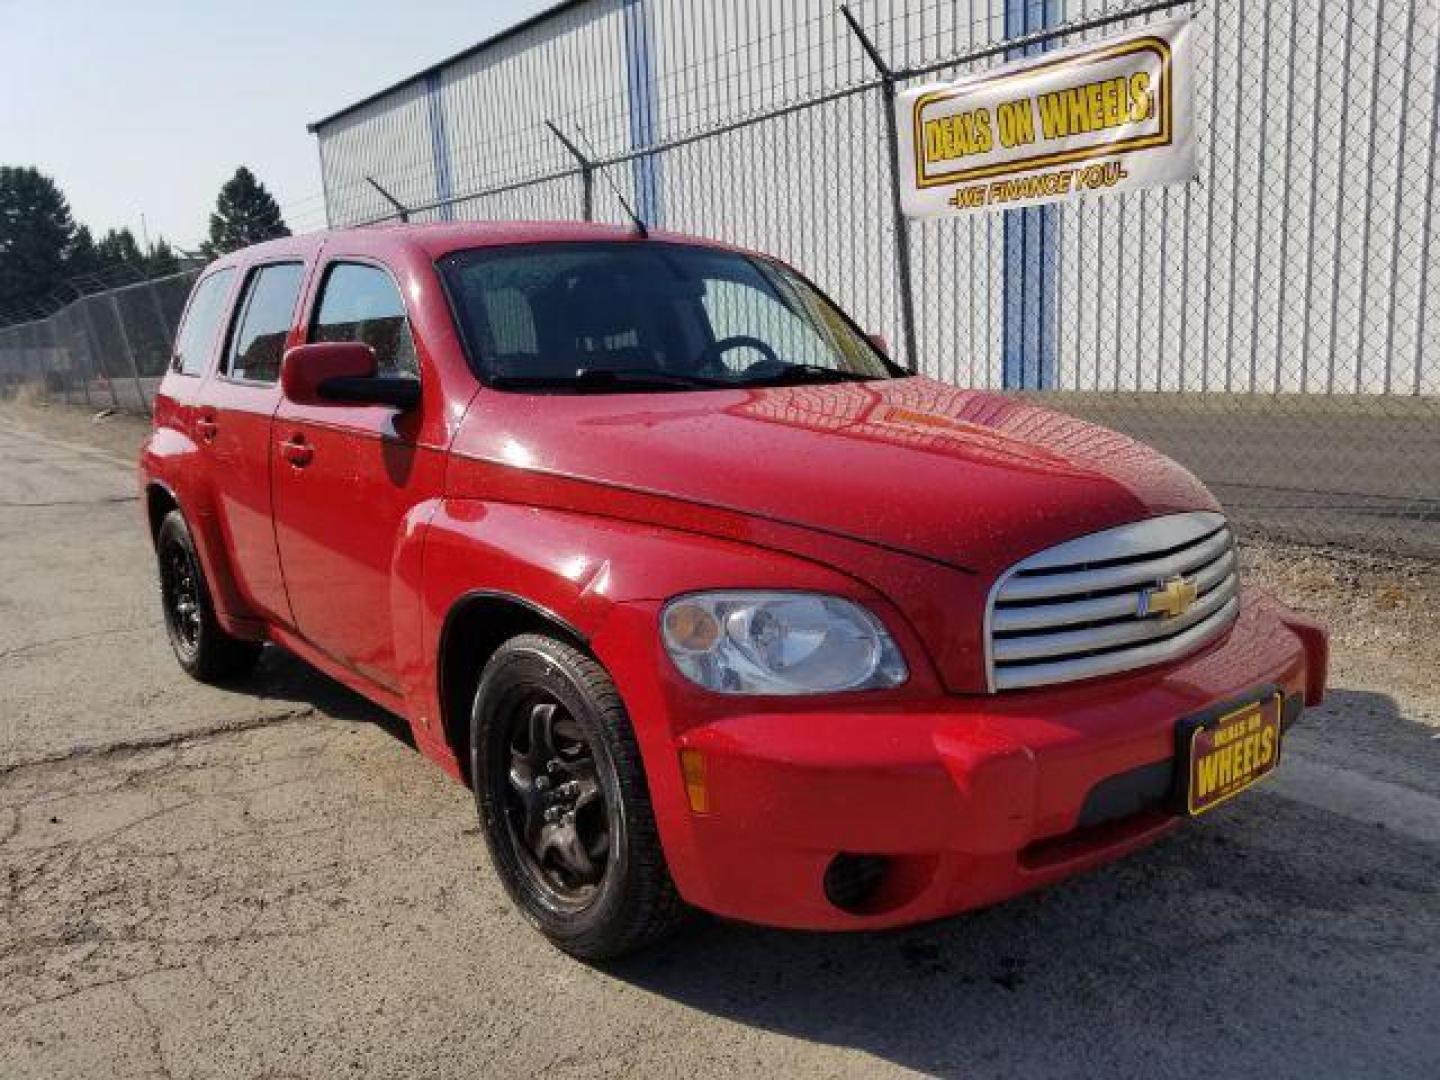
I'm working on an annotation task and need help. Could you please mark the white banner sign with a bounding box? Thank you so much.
[898,17,1196,217]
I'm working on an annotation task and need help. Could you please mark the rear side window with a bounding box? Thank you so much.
[310,262,419,378]
[171,268,235,376]
[225,263,305,384]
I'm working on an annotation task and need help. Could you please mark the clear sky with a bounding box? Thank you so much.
[0,0,555,251]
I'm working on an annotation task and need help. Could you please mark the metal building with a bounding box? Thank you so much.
[308,0,1438,398]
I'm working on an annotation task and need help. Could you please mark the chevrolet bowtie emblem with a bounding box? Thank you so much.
[1141,575,1198,619]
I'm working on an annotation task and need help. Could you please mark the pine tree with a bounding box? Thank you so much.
[201,166,290,258]
[0,166,77,319]
[93,228,146,272]
[145,239,180,277]
[66,225,100,280]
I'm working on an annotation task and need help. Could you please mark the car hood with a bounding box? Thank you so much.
[450,376,1217,578]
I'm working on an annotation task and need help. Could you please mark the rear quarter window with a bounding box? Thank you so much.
[171,268,236,376]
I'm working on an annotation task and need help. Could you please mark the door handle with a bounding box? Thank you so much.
[195,415,218,442]
[280,434,314,468]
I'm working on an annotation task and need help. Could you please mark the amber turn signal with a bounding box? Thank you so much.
[678,748,708,813]
[663,602,721,652]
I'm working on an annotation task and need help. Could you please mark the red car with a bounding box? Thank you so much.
[140,222,1327,959]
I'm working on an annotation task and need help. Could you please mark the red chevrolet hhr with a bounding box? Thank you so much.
[140,222,1327,959]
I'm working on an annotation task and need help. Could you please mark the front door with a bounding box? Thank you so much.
[270,260,444,690]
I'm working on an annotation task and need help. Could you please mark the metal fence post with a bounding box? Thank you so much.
[365,176,411,222]
[841,5,919,374]
[54,320,71,406]
[546,120,595,222]
[108,293,151,416]
[77,299,121,410]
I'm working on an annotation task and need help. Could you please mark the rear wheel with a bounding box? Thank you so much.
[156,509,261,682]
[471,634,685,960]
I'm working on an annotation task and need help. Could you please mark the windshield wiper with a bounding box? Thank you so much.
[740,363,883,387]
[488,368,731,393]
[574,368,731,390]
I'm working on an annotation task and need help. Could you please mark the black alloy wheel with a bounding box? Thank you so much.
[501,693,613,909]
[154,509,262,682]
[471,634,685,960]
[159,534,203,658]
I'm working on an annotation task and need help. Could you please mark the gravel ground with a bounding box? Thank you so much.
[2,398,1438,1079]
[1041,392,1440,559]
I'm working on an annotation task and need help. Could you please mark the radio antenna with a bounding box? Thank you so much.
[570,122,648,238]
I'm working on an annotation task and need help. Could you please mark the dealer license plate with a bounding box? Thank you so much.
[1180,693,1283,816]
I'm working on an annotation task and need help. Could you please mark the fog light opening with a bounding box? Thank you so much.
[823,853,890,914]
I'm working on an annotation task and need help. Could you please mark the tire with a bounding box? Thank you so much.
[471,633,685,961]
[155,509,262,683]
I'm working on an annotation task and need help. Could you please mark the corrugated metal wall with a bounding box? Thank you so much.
[317,81,440,227]
[310,0,1440,397]
[1045,0,1439,395]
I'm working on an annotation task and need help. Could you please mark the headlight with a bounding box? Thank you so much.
[660,592,907,695]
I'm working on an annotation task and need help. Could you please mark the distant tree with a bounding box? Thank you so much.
[66,224,100,280]
[68,227,179,283]
[145,238,180,276]
[0,165,191,327]
[0,166,77,318]
[201,166,289,257]
[93,227,147,273]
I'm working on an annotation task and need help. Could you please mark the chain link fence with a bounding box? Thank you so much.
[3,0,1436,558]
[0,271,199,414]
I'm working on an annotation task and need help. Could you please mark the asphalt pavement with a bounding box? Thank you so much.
[2,416,1438,1079]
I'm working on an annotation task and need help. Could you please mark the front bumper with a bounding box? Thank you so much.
[608,589,1326,931]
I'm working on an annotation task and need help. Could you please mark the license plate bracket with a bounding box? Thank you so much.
[1172,687,1284,816]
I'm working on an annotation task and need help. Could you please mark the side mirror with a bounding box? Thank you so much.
[866,332,890,357]
[280,342,419,410]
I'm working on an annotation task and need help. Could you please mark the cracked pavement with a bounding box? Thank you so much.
[2,412,1439,1079]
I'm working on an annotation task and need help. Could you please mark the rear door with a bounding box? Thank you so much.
[158,266,238,437]
[200,261,308,625]
[270,259,445,689]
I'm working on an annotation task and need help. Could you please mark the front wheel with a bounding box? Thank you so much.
[471,634,685,960]
[155,509,261,683]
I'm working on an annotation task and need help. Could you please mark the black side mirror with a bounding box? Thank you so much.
[282,343,419,411]
[317,375,421,411]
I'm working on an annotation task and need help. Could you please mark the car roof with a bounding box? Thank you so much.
[211,221,744,269]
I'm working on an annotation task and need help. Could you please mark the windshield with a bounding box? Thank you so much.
[437,242,901,391]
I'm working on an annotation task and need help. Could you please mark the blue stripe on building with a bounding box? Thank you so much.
[1002,0,1061,390]
[623,0,663,226]
[425,71,455,220]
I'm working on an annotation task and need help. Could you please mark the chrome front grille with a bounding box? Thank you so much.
[986,512,1240,691]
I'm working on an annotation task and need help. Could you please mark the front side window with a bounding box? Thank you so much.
[171,268,235,376]
[310,262,419,378]
[225,262,304,384]
[437,243,897,392]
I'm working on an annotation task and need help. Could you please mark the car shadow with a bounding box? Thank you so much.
[242,644,416,749]
[600,687,1440,1078]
